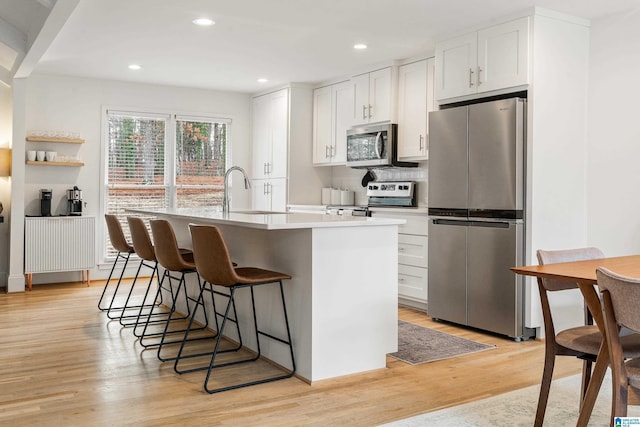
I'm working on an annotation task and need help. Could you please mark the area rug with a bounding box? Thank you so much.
[389,320,495,365]
[379,372,640,426]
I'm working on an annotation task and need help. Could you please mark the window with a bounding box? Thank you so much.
[103,110,230,259]
[175,116,227,208]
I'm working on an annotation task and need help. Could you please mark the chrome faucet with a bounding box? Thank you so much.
[223,166,251,215]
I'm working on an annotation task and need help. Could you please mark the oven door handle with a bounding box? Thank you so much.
[375,132,383,159]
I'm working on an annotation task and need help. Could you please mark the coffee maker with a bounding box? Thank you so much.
[40,189,52,217]
[67,186,83,216]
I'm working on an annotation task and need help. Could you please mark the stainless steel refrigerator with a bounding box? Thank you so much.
[427,97,534,341]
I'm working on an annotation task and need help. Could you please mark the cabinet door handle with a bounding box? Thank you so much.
[419,135,424,151]
[325,145,329,159]
[477,66,483,85]
[362,105,367,120]
[469,68,475,87]
[266,162,271,174]
[263,163,267,175]
[330,145,335,158]
[368,104,373,118]
[267,183,271,195]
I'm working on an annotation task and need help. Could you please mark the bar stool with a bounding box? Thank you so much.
[139,219,212,361]
[175,224,295,394]
[99,214,136,314]
[124,216,166,329]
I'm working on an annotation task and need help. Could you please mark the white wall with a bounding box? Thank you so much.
[8,74,252,290]
[587,10,640,255]
[0,84,12,287]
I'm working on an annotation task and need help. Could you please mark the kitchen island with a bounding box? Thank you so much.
[128,207,403,382]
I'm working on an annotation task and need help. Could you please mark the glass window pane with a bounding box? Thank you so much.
[105,187,166,258]
[176,187,223,208]
[108,115,166,185]
[175,120,226,185]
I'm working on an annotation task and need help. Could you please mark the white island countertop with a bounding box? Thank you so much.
[128,206,405,230]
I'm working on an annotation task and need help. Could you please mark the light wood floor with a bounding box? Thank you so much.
[0,280,580,426]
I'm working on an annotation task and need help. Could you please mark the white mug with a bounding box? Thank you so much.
[27,150,36,161]
[36,151,45,161]
[45,151,57,162]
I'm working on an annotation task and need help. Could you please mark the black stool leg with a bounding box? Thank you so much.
[98,251,131,312]
[173,282,243,374]
[202,281,296,394]
[120,260,163,327]
[106,256,144,320]
[136,269,189,348]
[157,272,214,362]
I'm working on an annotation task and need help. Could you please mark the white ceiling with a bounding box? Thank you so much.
[2,0,640,93]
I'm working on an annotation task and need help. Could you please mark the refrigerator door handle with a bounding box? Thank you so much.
[468,221,510,229]
[432,219,471,226]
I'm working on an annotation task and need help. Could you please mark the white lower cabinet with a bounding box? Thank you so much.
[372,211,428,310]
[398,264,429,301]
[252,178,287,212]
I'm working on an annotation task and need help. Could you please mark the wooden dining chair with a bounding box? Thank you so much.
[597,267,640,420]
[535,247,609,426]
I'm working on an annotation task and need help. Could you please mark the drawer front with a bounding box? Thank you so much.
[398,264,428,301]
[398,234,428,268]
[373,212,428,236]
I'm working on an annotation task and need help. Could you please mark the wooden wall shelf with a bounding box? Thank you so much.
[26,160,84,167]
[26,136,85,144]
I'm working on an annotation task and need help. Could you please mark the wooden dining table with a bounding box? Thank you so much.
[512,254,640,426]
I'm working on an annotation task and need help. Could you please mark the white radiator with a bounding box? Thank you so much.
[25,216,96,274]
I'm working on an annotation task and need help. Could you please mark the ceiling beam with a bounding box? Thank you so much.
[37,0,57,9]
[14,0,80,79]
[0,15,27,55]
[0,16,27,87]
[0,67,12,88]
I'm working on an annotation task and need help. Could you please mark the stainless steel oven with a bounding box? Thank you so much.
[346,123,417,169]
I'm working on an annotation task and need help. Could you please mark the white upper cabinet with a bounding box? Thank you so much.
[435,33,478,100]
[313,86,332,165]
[435,17,530,101]
[351,67,394,126]
[397,58,435,161]
[313,80,352,166]
[252,88,289,179]
[477,17,530,93]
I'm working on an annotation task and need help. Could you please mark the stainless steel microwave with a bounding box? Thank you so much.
[346,123,417,168]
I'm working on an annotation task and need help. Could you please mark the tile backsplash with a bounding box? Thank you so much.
[329,162,428,206]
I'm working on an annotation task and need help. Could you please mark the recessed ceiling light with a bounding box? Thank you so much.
[257,78,268,83]
[354,43,368,50]
[128,64,142,70]
[193,18,215,26]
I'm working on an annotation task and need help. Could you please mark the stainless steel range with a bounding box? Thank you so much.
[366,181,417,207]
